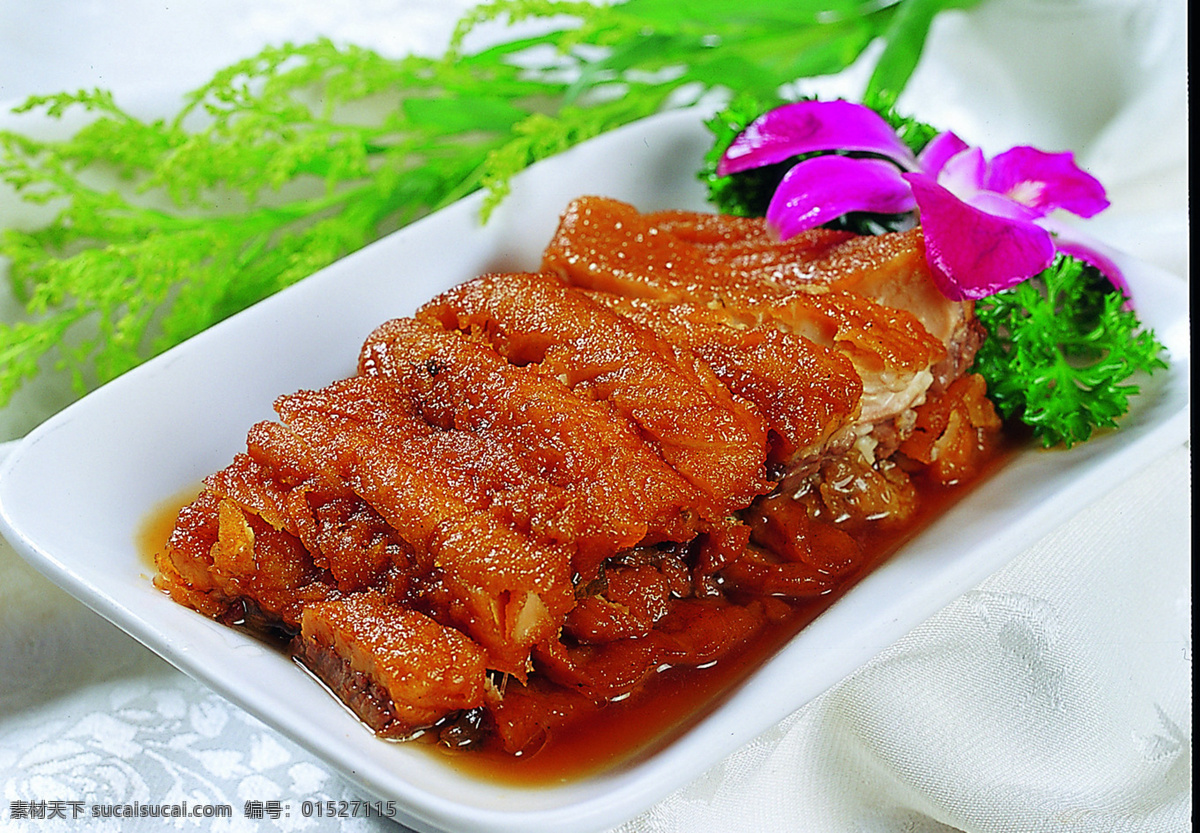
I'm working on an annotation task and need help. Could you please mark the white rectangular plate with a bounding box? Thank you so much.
[0,109,1190,833]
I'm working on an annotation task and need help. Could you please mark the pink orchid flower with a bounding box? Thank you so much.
[718,101,1123,300]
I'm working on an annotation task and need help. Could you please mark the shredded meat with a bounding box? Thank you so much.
[154,195,1000,747]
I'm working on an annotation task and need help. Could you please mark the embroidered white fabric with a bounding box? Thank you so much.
[1,1,1189,830]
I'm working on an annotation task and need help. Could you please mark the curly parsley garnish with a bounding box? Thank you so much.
[971,255,1168,448]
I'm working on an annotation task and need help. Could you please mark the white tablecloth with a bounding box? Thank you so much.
[1,1,1189,831]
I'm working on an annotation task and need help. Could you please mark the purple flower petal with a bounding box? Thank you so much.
[963,190,1044,224]
[718,100,917,177]
[936,146,988,199]
[917,131,970,177]
[905,172,1056,300]
[766,156,917,240]
[1048,231,1132,301]
[985,146,1110,218]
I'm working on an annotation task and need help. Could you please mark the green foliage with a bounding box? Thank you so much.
[861,0,980,109]
[972,256,1168,448]
[697,92,790,217]
[0,0,969,408]
[865,91,939,156]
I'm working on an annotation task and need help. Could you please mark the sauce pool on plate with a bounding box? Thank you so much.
[138,448,1010,785]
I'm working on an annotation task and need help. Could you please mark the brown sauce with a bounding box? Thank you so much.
[139,445,1014,786]
[136,483,203,573]
[438,445,1017,785]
